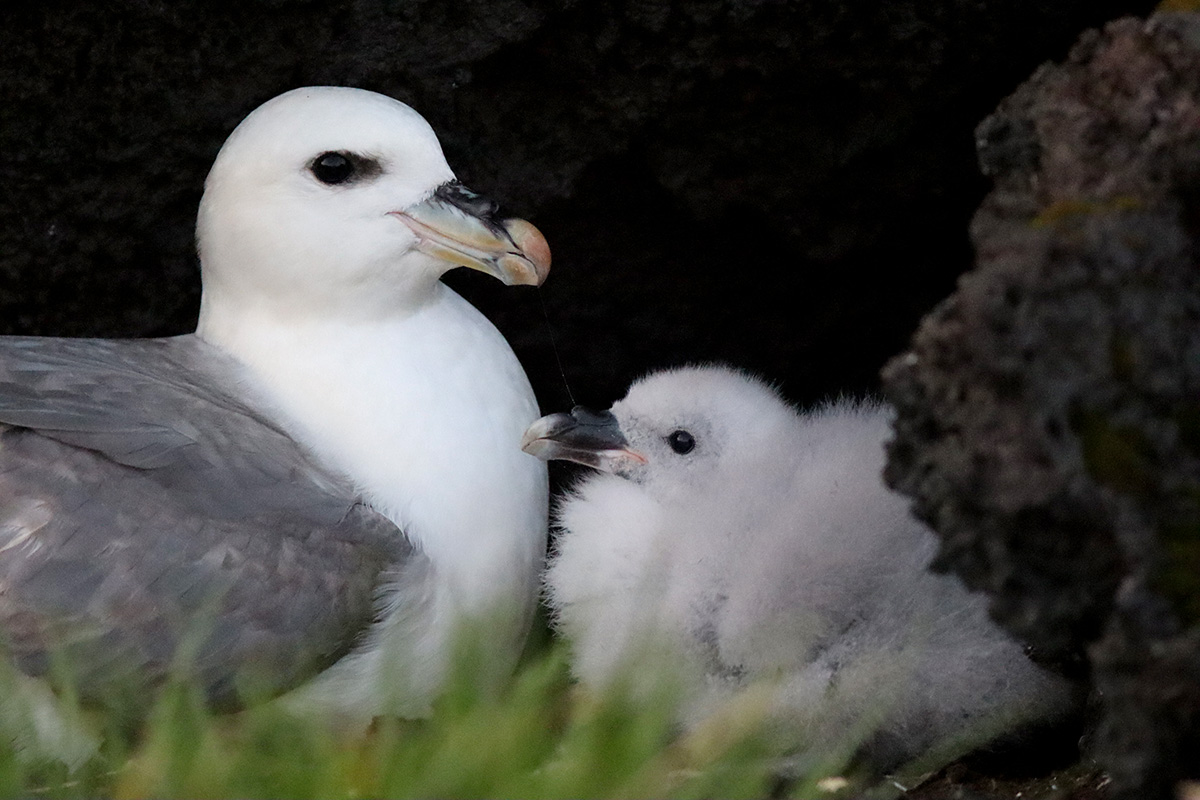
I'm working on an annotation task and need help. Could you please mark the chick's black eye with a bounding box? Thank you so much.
[667,429,695,455]
[311,152,355,185]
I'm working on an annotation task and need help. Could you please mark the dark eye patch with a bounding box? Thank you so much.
[309,151,382,186]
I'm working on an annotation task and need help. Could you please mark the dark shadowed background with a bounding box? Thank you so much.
[0,0,1157,412]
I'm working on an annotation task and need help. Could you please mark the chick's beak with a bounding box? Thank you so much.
[392,180,551,286]
[521,406,647,473]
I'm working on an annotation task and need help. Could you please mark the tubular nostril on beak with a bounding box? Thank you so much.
[434,180,500,219]
[571,406,615,427]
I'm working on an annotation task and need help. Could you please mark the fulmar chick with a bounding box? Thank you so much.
[522,365,1076,772]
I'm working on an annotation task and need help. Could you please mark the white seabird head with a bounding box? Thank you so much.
[196,86,550,326]
[521,366,799,500]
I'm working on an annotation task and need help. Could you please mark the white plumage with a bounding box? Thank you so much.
[197,87,551,719]
[0,86,551,737]
[522,365,1074,771]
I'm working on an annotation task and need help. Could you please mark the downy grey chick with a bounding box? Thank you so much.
[522,365,1076,772]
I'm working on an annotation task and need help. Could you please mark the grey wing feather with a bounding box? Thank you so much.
[0,335,414,710]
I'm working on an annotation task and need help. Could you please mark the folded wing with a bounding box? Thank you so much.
[0,335,414,710]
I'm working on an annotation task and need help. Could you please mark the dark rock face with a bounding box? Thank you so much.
[883,15,1200,799]
[0,0,1153,412]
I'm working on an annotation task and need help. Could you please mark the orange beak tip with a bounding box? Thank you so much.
[503,218,552,286]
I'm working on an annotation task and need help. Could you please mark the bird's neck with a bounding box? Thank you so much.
[195,284,547,616]
[195,264,442,330]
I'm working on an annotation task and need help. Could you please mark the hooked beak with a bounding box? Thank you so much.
[392,180,551,286]
[520,406,647,474]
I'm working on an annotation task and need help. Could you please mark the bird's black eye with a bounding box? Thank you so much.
[667,429,695,454]
[311,151,356,185]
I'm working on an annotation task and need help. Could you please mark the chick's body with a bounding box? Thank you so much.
[533,367,1074,769]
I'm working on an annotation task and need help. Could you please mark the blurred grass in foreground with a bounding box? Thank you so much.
[0,631,888,800]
